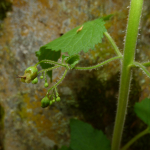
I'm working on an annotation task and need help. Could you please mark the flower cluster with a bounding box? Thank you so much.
[18,64,65,108]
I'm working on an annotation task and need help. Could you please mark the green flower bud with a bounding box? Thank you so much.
[52,99,55,103]
[19,66,38,83]
[56,97,61,102]
[32,77,38,84]
[41,96,50,108]
[49,101,53,105]
[40,76,44,79]
[44,82,49,88]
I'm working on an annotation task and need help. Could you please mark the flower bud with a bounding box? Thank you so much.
[49,101,53,105]
[40,76,44,79]
[56,97,61,102]
[41,96,50,108]
[44,82,49,88]
[32,77,38,84]
[19,66,38,83]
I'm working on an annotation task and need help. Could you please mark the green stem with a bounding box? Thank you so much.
[104,32,123,57]
[44,71,47,83]
[35,60,66,67]
[134,62,150,78]
[121,127,150,150]
[129,61,150,68]
[74,56,122,70]
[111,0,143,150]
[142,61,150,67]
[38,66,60,74]
[46,69,68,95]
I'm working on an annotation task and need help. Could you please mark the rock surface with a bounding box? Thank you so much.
[0,0,150,150]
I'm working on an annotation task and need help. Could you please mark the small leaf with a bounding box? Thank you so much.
[65,55,80,69]
[62,55,69,62]
[101,14,114,21]
[43,18,107,56]
[134,98,150,126]
[35,46,61,81]
[70,119,111,150]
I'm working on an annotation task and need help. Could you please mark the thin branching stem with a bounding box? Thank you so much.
[38,66,60,74]
[121,127,150,150]
[104,32,123,57]
[46,69,68,95]
[142,61,150,67]
[134,62,150,78]
[131,61,150,68]
[74,56,122,70]
[35,60,66,67]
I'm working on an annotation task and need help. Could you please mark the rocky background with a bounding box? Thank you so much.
[0,0,150,150]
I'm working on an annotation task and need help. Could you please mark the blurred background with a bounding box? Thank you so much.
[0,0,150,149]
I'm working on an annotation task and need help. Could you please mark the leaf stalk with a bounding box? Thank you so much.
[121,127,150,150]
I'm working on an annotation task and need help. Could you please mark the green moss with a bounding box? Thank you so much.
[0,0,12,20]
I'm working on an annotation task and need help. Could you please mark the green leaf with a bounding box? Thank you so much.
[35,46,61,81]
[101,14,114,21]
[70,119,111,150]
[44,18,106,56]
[65,54,80,69]
[62,55,69,62]
[134,98,150,126]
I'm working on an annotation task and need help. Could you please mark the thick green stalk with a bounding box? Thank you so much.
[111,0,143,150]
[121,127,150,150]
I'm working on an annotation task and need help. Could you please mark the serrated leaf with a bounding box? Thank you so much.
[70,119,111,150]
[44,18,106,56]
[65,55,80,69]
[134,98,150,126]
[35,46,61,81]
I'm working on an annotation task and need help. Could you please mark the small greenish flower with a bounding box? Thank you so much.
[19,66,38,83]
[41,96,50,108]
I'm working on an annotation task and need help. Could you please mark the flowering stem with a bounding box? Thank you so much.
[74,56,122,70]
[35,60,66,67]
[46,69,68,95]
[38,66,60,74]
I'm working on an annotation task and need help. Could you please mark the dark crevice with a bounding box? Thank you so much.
[0,0,12,21]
